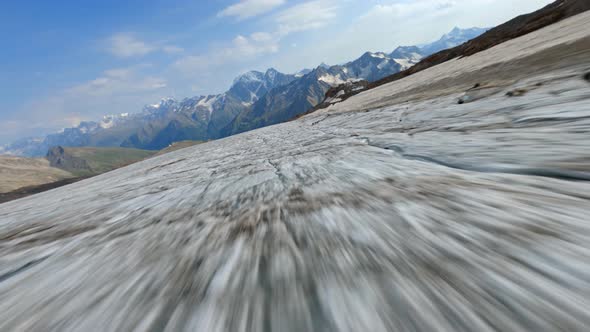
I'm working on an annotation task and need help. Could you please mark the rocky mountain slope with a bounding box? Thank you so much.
[3,69,296,156]
[219,29,489,136]
[1,6,590,330]
[2,27,486,157]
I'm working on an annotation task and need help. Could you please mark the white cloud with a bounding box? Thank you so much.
[275,0,340,35]
[67,67,166,97]
[218,0,285,20]
[228,34,279,57]
[174,0,340,74]
[107,33,155,58]
[358,0,462,23]
[250,32,274,42]
[173,32,279,72]
[102,68,133,79]
[106,33,184,58]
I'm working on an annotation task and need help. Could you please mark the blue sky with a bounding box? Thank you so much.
[0,0,553,144]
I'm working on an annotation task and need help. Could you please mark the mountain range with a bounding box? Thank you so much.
[1,27,488,157]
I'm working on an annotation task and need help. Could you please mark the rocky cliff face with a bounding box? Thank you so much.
[46,146,92,173]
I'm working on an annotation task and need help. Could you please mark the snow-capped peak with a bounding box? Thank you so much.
[295,68,312,77]
[99,112,131,129]
[143,97,178,113]
[233,71,264,85]
[264,68,279,82]
[449,26,462,35]
[369,52,388,59]
[265,68,279,75]
[196,95,221,114]
[442,27,489,41]
[318,73,346,85]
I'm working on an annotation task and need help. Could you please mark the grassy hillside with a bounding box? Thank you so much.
[50,146,157,176]
[1,143,203,203]
[0,156,73,193]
